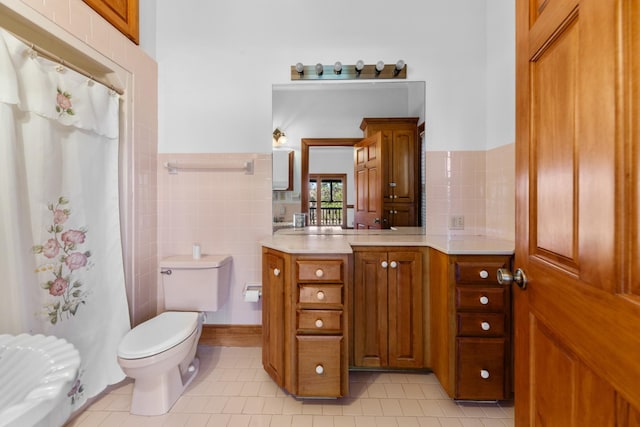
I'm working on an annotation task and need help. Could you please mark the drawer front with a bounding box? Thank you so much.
[455,259,509,284]
[297,310,342,333]
[456,286,505,311]
[456,312,505,337]
[297,260,343,282]
[455,337,506,400]
[299,284,343,306]
[297,335,343,397]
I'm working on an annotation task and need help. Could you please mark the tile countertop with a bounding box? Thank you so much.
[260,227,514,255]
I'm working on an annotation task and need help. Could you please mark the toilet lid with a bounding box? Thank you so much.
[118,311,200,359]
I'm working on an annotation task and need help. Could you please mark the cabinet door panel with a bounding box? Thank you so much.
[262,251,285,386]
[387,251,424,368]
[353,251,388,367]
[390,129,416,203]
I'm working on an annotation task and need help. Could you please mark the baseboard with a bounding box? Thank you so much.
[199,324,262,347]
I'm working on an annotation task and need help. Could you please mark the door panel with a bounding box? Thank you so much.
[516,0,640,425]
[354,134,382,229]
[387,251,423,368]
[353,251,388,367]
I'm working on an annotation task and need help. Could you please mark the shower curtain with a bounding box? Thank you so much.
[0,28,130,418]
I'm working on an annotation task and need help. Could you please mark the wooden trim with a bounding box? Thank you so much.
[301,138,361,221]
[199,324,262,347]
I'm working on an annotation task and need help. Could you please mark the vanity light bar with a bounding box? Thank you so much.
[291,60,407,80]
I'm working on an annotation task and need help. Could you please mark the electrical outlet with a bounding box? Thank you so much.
[449,215,465,230]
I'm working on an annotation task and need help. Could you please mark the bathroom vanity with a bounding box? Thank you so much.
[260,228,514,400]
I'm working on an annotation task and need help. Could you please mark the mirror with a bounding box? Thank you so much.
[272,81,426,231]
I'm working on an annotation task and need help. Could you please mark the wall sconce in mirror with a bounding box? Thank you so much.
[291,60,407,80]
[273,128,288,146]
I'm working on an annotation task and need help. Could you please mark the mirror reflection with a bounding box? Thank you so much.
[272,81,425,232]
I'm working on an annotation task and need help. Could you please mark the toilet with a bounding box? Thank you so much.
[117,254,232,416]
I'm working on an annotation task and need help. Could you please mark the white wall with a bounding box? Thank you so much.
[486,0,516,149]
[145,0,493,154]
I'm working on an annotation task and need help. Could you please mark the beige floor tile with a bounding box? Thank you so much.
[65,346,513,427]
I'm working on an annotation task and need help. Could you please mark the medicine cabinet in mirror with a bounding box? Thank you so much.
[272,81,425,231]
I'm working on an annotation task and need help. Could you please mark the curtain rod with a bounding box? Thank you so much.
[13,33,125,96]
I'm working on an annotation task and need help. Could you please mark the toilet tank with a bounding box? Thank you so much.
[159,255,232,311]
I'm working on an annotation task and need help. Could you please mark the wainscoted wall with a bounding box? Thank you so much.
[425,143,515,240]
[157,153,272,325]
[2,0,159,328]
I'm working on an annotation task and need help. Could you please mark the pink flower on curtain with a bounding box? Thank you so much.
[56,88,74,116]
[32,197,91,324]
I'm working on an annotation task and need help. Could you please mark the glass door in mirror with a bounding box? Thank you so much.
[309,174,346,227]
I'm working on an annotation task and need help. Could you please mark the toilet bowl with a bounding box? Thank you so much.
[117,311,204,416]
[117,252,232,416]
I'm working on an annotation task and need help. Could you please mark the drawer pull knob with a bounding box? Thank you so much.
[481,321,491,331]
[316,291,326,300]
[315,365,324,375]
[273,268,281,277]
[480,369,490,379]
[381,261,389,269]
[315,269,324,278]
[479,270,489,279]
[390,261,398,269]
[479,296,489,305]
[315,319,324,328]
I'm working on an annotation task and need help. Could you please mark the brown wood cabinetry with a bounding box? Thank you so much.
[357,118,420,228]
[351,246,426,369]
[262,247,350,397]
[429,249,512,400]
[83,0,139,44]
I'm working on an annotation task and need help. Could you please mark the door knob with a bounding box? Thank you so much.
[497,267,528,290]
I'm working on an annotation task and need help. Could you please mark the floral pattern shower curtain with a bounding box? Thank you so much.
[0,28,130,420]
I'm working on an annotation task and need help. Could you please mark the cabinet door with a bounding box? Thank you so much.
[353,251,388,367]
[387,251,424,368]
[383,203,416,227]
[389,129,416,204]
[262,250,286,386]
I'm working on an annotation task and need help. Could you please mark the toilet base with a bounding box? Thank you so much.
[129,356,200,416]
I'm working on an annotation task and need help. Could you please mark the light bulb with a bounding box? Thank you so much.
[375,61,385,72]
[395,60,405,71]
[295,62,304,74]
[355,60,365,72]
[334,61,342,74]
[315,63,324,75]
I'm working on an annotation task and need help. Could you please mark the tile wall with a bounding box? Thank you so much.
[157,153,273,324]
[425,143,515,240]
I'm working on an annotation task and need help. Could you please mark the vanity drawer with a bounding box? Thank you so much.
[298,284,343,306]
[456,312,505,337]
[297,260,343,283]
[456,286,505,312]
[297,309,342,333]
[455,337,506,400]
[296,335,343,397]
[454,258,510,284]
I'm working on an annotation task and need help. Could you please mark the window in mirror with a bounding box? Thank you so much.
[309,174,346,227]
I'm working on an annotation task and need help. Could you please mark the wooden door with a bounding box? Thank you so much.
[354,134,383,229]
[262,249,286,387]
[515,0,640,425]
[387,250,423,368]
[352,250,388,367]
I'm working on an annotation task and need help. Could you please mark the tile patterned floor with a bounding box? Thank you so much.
[66,346,514,427]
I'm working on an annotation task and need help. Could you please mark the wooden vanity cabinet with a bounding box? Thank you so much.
[359,118,420,228]
[351,246,426,369]
[262,247,350,398]
[429,249,513,400]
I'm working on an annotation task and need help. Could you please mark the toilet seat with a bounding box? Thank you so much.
[118,311,200,359]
